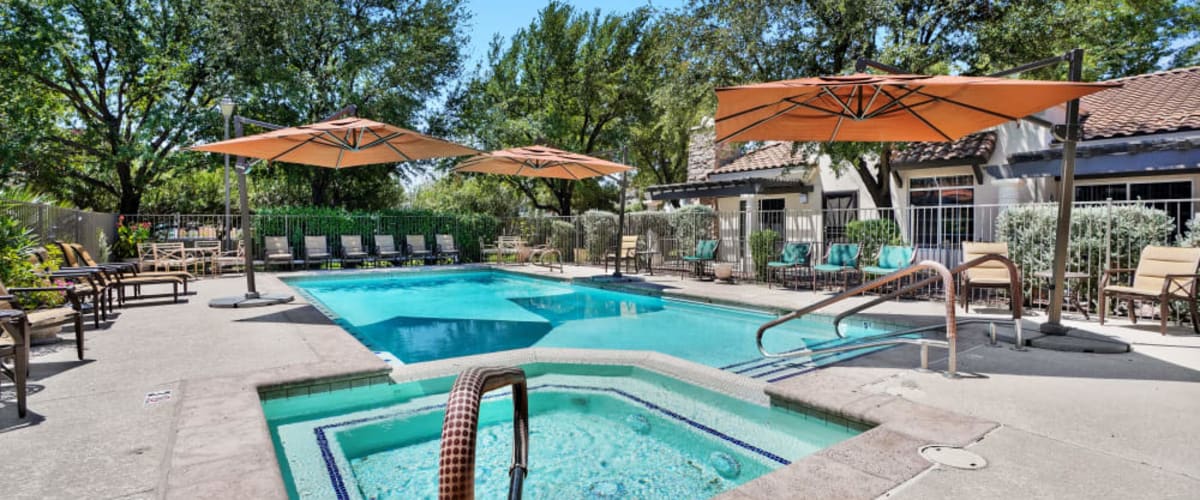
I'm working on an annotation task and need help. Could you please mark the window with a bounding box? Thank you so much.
[758,198,785,236]
[909,175,975,247]
[822,192,858,243]
[1076,180,1193,237]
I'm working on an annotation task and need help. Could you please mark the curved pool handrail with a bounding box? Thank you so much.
[438,366,529,500]
[756,260,958,375]
[831,253,1024,332]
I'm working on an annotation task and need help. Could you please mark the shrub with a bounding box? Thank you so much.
[1182,218,1200,248]
[749,229,780,279]
[671,204,716,257]
[113,215,151,259]
[0,213,65,309]
[580,210,617,263]
[996,204,1173,297]
[845,218,903,264]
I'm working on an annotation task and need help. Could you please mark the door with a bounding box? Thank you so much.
[822,192,858,244]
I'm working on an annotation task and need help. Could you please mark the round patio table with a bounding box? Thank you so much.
[1035,270,1090,320]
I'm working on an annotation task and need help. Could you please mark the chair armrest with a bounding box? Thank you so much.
[1103,268,1135,275]
[0,295,14,302]
[1163,273,1200,295]
[7,285,76,294]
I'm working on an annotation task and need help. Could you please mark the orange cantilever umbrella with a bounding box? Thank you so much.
[191,117,479,166]
[452,145,632,179]
[715,73,1119,143]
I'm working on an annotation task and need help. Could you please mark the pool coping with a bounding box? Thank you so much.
[180,267,997,499]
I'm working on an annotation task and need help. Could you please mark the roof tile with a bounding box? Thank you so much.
[1081,66,1200,140]
[710,142,809,174]
[891,131,997,167]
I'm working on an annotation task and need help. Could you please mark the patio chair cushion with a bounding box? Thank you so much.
[826,244,859,268]
[877,245,914,270]
[769,242,811,268]
[1130,246,1200,296]
[1102,284,1160,297]
[861,265,896,275]
[962,242,1011,283]
[684,240,717,261]
[26,307,77,327]
[813,264,851,273]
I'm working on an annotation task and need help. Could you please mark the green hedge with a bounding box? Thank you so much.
[846,218,903,265]
[252,206,499,262]
[580,210,617,264]
[995,204,1173,297]
[749,229,780,279]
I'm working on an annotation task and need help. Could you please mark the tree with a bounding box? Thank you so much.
[0,0,236,213]
[451,1,658,216]
[220,0,468,209]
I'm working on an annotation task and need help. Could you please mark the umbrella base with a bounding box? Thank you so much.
[1037,321,1071,335]
[209,292,295,309]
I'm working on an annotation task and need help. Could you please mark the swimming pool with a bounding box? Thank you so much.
[263,363,864,499]
[285,269,893,381]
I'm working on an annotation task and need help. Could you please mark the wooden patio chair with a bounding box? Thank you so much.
[961,242,1012,313]
[374,235,402,265]
[213,240,245,274]
[604,235,640,274]
[682,239,720,280]
[1099,246,1200,335]
[303,236,331,269]
[264,236,294,270]
[152,242,199,274]
[339,235,369,267]
[193,240,222,274]
[0,279,85,362]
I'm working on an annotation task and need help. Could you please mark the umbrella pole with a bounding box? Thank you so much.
[613,168,628,278]
[239,164,258,298]
[1041,48,1084,335]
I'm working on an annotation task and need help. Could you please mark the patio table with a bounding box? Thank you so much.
[1036,270,1090,320]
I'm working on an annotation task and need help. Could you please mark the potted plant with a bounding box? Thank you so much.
[113,215,151,261]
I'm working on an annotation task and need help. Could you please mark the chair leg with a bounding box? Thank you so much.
[1098,291,1107,326]
[1160,298,1169,335]
[74,313,85,360]
[962,282,971,313]
[16,321,28,418]
[1128,299,1136,323]
[1189,298,1199,334]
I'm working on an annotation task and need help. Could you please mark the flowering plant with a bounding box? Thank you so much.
[113,215,152,259]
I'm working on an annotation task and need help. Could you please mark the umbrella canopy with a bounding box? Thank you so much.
[453,145,632,180]
[191,117,478,167]
[715,73,1119,143]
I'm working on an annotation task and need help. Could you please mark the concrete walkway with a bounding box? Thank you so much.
[1,264,1197,499]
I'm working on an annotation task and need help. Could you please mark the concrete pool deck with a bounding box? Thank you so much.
[1,264,1198,499]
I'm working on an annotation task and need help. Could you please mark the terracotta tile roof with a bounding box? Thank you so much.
[710,142,809,174]
[891,131,997,167]
[1081,66,1200,140]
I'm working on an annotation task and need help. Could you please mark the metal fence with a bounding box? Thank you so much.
[1,200,118,260]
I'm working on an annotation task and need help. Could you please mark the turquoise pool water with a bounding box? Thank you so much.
[263,363,864,499]
[285,270,892,380]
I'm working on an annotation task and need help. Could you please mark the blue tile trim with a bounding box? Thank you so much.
[309,383,792,500]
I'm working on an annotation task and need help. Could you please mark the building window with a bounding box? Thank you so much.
[822,192,858,243]
[909,175,975,247]
[758,198,785,236]
[1076,180,1193,237]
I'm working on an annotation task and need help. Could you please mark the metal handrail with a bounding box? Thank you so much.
[438,366,529,500]
[831,254,1025,348]
[757,260,959,374]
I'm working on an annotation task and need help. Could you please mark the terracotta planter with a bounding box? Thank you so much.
[714,264,734,282]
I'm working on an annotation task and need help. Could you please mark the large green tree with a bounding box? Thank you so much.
[220,0,467,210]
[451,1,662,216]
[0,0,237,213]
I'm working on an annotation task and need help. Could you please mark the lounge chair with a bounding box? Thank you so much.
[0,309,31,417]
[682,239,719,280]
[961,242,1012,313]
[1099,246,1200,335]
[31,247,108,328]
[264,237,294,270]
[406,235,434,265]
[340,235,369,267]
[604,235,639,274]
[304,236,332,269]
[0,279,85,362]
[58,242,182,305]
[812,243,860,291]
[374,235,402,265]
[766,242,812,289]
[435,234,460,264]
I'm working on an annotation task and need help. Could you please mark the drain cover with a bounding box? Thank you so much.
[919,445,987,470]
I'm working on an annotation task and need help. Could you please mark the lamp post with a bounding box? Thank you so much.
[219,97,236,248]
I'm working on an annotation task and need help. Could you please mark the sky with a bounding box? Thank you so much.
[462,0,685,68]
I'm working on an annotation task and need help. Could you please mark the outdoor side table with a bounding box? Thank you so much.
[1036,270,1090,320]
[635,250,658,276]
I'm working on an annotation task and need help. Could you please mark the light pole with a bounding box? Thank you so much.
[219,97,236,248]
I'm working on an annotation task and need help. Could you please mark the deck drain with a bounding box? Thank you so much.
[919,445,987,470]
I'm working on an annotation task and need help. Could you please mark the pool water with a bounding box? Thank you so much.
[285,270,892,376]
[263,364,864,499]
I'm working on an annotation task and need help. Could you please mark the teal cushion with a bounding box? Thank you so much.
[683,256,708,262]
[778,242,811,266]
[827,244,859,267]
[766,261,791,267]
[861,266,895,275]
[699,240,717,259]
[813,264,848,273]
[877,245,913,269]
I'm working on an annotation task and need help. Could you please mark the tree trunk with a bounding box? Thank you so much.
[117,161,140,214]
[556,181,574,216]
